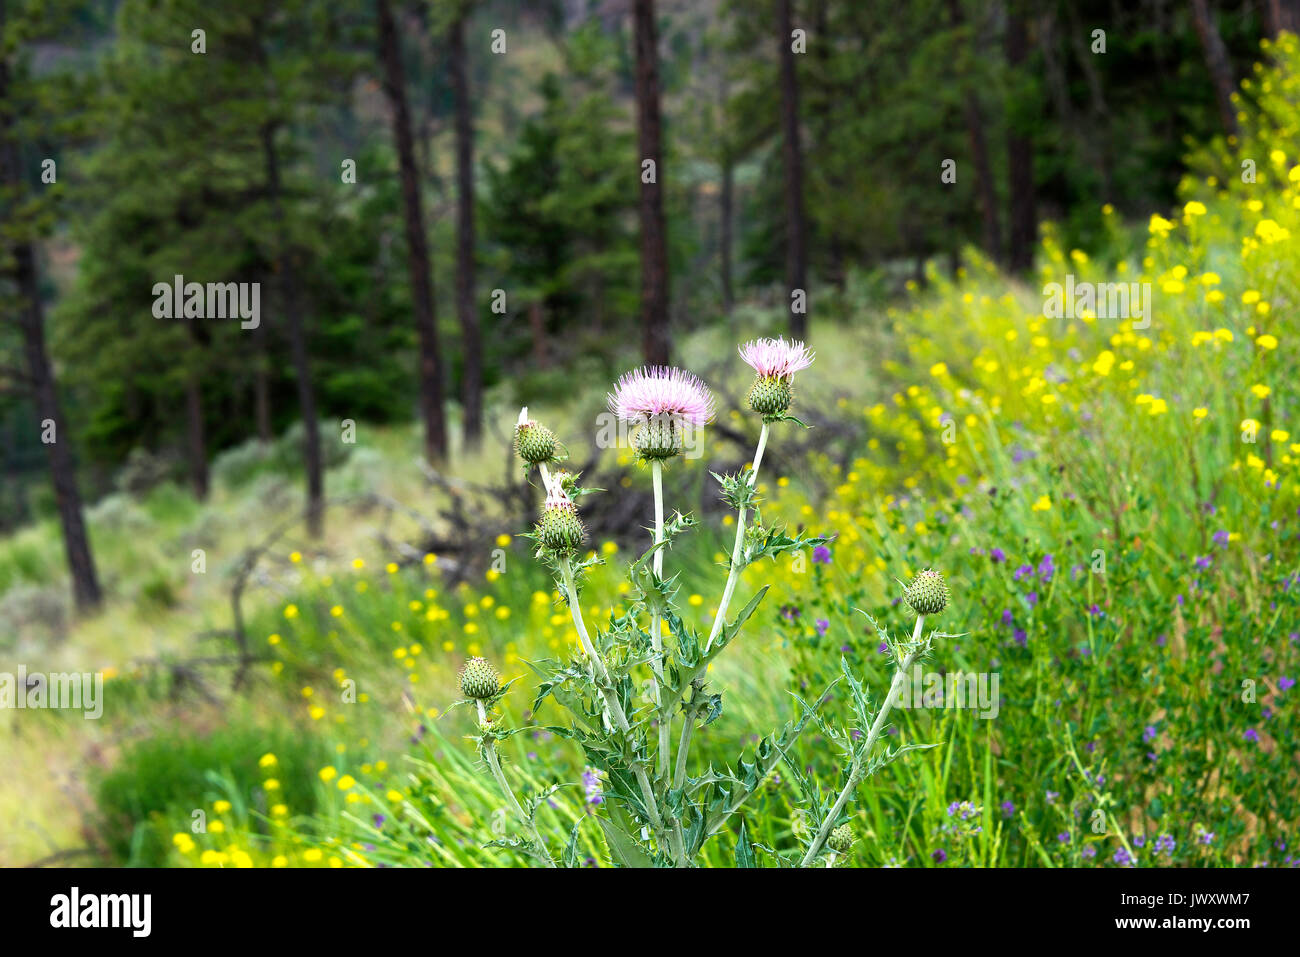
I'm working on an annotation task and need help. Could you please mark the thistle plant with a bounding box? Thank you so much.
[450,338,956,867]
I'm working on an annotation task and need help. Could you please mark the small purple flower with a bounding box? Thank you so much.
[1133,834,1146,848]
[582,767,605,805]
[1081,845,1097,860]
[878,641,889,654]
[1243,728,1260,743]
[1045,790,1059,804]
[812,545,832,564]
[1194,555,1212,570]
[1014,564,1034,581]
[1089,603,1103,617]
[1001,800,1015,818]
[932,848,947,863]
[1026,591,1038,607]
[1057,832,1071,844]
[1200,831,1216,845]
[1213,530,1230,548]
[1155,834,1176,855]
[990,548,1007,563]
[1000,609,1014,627]
[1143,725,1157,743]
[1113,847,1136,866]
[815,618,830,636]
[372,814,386,828]
[1279,676,1295,692]
[1013,628,1027,647]
[1038,554,1056,581]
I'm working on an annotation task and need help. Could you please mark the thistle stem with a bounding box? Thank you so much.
[558,554,664,835]
[798,615,925,867]
[705,421,770,654]
[649,458,673,785]
[479,702,556,867]
[538,462,554,495]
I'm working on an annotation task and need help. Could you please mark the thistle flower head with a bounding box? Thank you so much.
[738,337,815,381]
[536,485,586,552]
[608,366,715,427]
[739,337,814,418]
[905,568,949,616]
[608,366,714,461]
[459,656,500,700]
[828,823,855,854]
[515,412,558,465]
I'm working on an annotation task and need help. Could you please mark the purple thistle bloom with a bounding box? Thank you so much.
[738,337,815,379]
[607,366,715,426]
[990,548,1007,563]
[812,545,832,564]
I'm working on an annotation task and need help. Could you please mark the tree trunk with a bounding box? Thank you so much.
[720,151,734,316]
[0,33,102,612]
[777,0,808,339]
[262,124,324,538]
[1190,0,1239,137]
[378,0,448,462]
[947,0,1003,264]
[448,10,483,449]
[13,246,103,611]
[633,0,671,365]
[1005,3,1036,274]
[254,321,272,444]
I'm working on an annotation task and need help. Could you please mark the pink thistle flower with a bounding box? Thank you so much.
[738,337,815,380]
[607,366,715,427]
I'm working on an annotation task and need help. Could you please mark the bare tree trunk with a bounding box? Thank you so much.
[720,150,734,316]
[947,0,1002,264]
[448,9,483,449]
[1190,0,1239,137]
[777,0,808,338]
[0,34,102,612]
[528,302,549,369]
[378,0,448,462]
[1005,2,1036,274]
[633,0,671,365]
[254,321,272,444]
[262,124,324,538]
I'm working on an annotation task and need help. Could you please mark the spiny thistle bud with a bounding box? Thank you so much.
[537,487,586,552]
[828,823,855,854]
[905,568,949,616]
[633,416,682,461]
[459,657,499,700]
[515,419,558,465]
[747,375,793,417]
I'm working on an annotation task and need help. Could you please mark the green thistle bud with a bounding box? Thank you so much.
[537,489,587,553]
[748,375,793,418]
[515,420,558,465]
[905,568,949,616]
[633,416,682,461]
[459,656,499,700]
[828,823,854,854]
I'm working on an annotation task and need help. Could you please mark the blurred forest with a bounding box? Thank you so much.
[0,0,1286,610]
